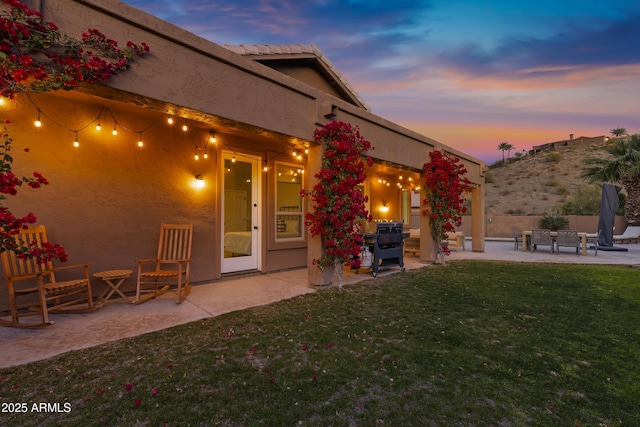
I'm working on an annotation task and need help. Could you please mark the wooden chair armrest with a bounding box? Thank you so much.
[137,258,159,264]
[51,263,92,272]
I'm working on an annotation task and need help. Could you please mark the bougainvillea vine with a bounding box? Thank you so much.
[302,121,373,286]
[421,150,471,258]
[0,0,149,98]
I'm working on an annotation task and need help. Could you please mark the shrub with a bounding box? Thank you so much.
[539,210,569,231]
[485,172,495,183]
[544,178,560,187]
[545,152,563,163]
[560,184,601,215]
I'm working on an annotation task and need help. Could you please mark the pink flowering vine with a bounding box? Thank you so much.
[302,121,373,284]
[0,120,67,262]
[0,0,149,98]
[421,151,470,257]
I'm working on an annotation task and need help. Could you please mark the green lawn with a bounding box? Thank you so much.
[1,261,639,426]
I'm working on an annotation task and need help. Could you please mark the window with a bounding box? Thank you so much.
[275,162,304,240]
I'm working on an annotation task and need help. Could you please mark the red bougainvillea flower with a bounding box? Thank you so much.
[0,0,149,99]
[125,383,133,391]
[421,151,470,257]
[302,121,373,275]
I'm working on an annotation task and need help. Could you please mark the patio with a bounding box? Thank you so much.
[1,239,638,368]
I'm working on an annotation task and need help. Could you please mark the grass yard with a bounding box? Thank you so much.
[1,260,639,426]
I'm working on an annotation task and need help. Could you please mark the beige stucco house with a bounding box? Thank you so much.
[1,0,485,307]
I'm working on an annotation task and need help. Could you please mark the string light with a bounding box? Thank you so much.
[73,132,79,148]
[182,119,188,132]
[203,151,208,159]
[112,124,117,136]
[232,155,236,163]
[209,132,216,144]
[34,110,42,128]
[95,120,101,131]
[167,116,173,125]
[138,133,143,147]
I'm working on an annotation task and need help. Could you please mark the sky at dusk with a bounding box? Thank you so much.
[124,0,640,163]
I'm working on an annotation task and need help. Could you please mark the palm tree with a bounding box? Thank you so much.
[583,134,640,225]
[497,142,511,163]
[610,127,627,137]
[506,143,515,160]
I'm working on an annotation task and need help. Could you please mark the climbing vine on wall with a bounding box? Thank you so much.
[422,150,471,257]
[302,121,373,286]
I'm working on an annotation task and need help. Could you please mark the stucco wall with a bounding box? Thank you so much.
[2,93,217,296]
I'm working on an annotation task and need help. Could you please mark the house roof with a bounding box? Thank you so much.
[223,43,370,111]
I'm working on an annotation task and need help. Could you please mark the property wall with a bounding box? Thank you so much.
[484,216,627,238]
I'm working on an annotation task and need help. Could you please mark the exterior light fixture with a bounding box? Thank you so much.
[34,111,42,128]
[379,204,389,213]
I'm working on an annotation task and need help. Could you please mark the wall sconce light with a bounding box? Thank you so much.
[195,174,205,188]
[379,204,389,213]
[324,104,338,119]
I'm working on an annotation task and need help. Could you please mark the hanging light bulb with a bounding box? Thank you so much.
[167,116,174,125]
[195,153,199,161]
[203,151,208,159]
[34,111,41,128]
[182,119,188,132]
[209,132,216,144]
[305,147,309,154]
[292,149,297,157]
[73,132,79,148]
[263,165,268,172]
[231,155,236,163]
[138,133,143,147]
[112,124,117,136]
[96,120,101,131]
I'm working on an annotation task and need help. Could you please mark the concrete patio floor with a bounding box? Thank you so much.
[1,239,638,368]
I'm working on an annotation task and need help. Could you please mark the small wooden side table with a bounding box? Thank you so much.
[94,269,133,304]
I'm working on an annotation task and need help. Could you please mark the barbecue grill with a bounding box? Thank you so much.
[357,221,409,277]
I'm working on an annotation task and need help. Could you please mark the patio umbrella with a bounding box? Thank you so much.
[597,183,621,247]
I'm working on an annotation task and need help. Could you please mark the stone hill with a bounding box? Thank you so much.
[484,140,614,216]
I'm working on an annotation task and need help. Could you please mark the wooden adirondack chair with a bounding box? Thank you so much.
[0,225,96,328]
[134,223,193,304]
